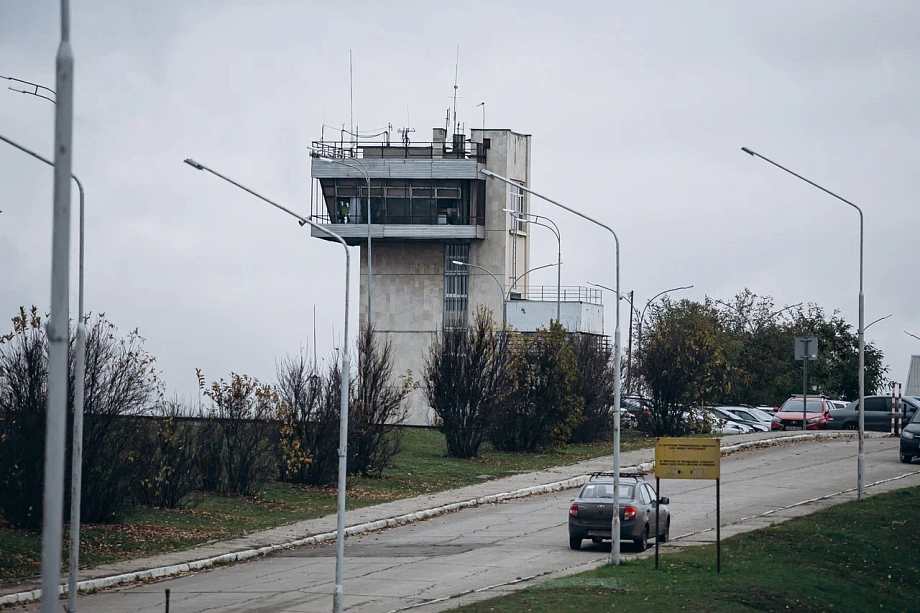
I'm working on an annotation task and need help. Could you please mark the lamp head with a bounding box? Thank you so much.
[741,147,755,156]
[451,260,467,266]
[184,158,205,170]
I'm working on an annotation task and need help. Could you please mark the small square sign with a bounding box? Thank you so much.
[795,336,818,361]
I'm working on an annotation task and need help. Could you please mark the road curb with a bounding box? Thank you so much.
[0,430,878,607]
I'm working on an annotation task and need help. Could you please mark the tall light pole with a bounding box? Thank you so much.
[453,260,560,330]
[0,132,86,612]
[42,2,74,612]
[864,314,891,331]
[184,158,353,613]
[480,167,625,564]
[742,146,867,500]
[310,149,373,328]
[505,208,561,323]
[587,282,640,394]
[1,77,88,612]
[453,261,505,328]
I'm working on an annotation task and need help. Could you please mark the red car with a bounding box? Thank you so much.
[770,395,833,431]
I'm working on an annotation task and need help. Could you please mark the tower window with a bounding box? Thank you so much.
[444,244,470,329]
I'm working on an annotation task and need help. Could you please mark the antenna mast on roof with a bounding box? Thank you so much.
[349,50,354,147]
[451,45,460,136]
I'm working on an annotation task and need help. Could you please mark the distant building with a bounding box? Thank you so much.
[906,355,920,397]
[310,125,604,424]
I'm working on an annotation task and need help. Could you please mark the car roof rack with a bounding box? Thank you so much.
[588,470,646,480]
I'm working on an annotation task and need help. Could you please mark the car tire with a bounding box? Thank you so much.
[634,526,649,552]
[844,422,857,431]
[569,536,582,550]
[900,453,913,464]
[659,518,670,543]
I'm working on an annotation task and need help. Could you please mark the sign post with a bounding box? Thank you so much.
[654,438,721,572]
[795,337,819,430]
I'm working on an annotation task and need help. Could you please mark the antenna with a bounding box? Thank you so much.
[476,102,485,130]
[452,45,460,135]
[349,50,354,147]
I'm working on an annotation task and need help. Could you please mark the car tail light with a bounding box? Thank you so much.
[623,506,637,520]
[569,504,579,517]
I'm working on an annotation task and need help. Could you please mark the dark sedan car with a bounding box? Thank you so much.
[826,395,920,432]
[900,407,920,463]
[568,473,670,552]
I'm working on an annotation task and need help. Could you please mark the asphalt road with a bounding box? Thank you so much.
[24,437,920,613]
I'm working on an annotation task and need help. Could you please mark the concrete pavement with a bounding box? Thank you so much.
[0,430,891,607]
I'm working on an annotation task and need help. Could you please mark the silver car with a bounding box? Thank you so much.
[568,473,671,551]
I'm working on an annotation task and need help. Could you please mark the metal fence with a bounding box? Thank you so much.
[510,286,603,305]
[311,140,487,164]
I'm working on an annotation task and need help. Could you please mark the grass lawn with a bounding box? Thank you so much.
[453,485,920,613]
[0,428,652,586]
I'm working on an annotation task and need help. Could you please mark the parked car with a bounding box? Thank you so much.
[826,395,920,432]
[568,473,670,551]
[900,407,920,463]
[830,400,848,411]
[722,406,774,428]
[683,408,751,434]
[770,395,834,430]
[705,406,767,432]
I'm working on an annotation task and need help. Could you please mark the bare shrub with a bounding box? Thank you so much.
[424,308,513,458]
[0,307,48,529]
[350,328,413,477]
[568,334,616,444]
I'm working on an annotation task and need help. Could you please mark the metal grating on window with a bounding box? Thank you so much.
[444,244,470,329]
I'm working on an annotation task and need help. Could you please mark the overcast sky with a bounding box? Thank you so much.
[2,0,919,401]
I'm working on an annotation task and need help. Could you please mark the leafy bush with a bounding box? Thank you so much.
[198,372,278,496]
[137,399,201,509]
[568,334,616,444]
[490,322,583,452]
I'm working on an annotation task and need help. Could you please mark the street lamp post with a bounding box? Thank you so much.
[310,149,373,328]
[184,158,353,613]
[41,2,75,612]
[480,167,625,564]
[452,261,559,330]
[0,132,86,612]
[504,209,562,323]
[453,261,505,328]
[864,314,892,331]
[742,146,867,500]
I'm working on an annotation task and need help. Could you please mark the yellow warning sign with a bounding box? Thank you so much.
[655,438,721,480]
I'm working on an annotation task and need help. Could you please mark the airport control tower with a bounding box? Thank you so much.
[310,125,604,424]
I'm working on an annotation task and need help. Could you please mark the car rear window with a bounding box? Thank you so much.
[581,484,635,499]
[780,398,824,413]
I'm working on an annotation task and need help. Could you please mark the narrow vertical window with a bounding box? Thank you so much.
[444,244,470,328]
